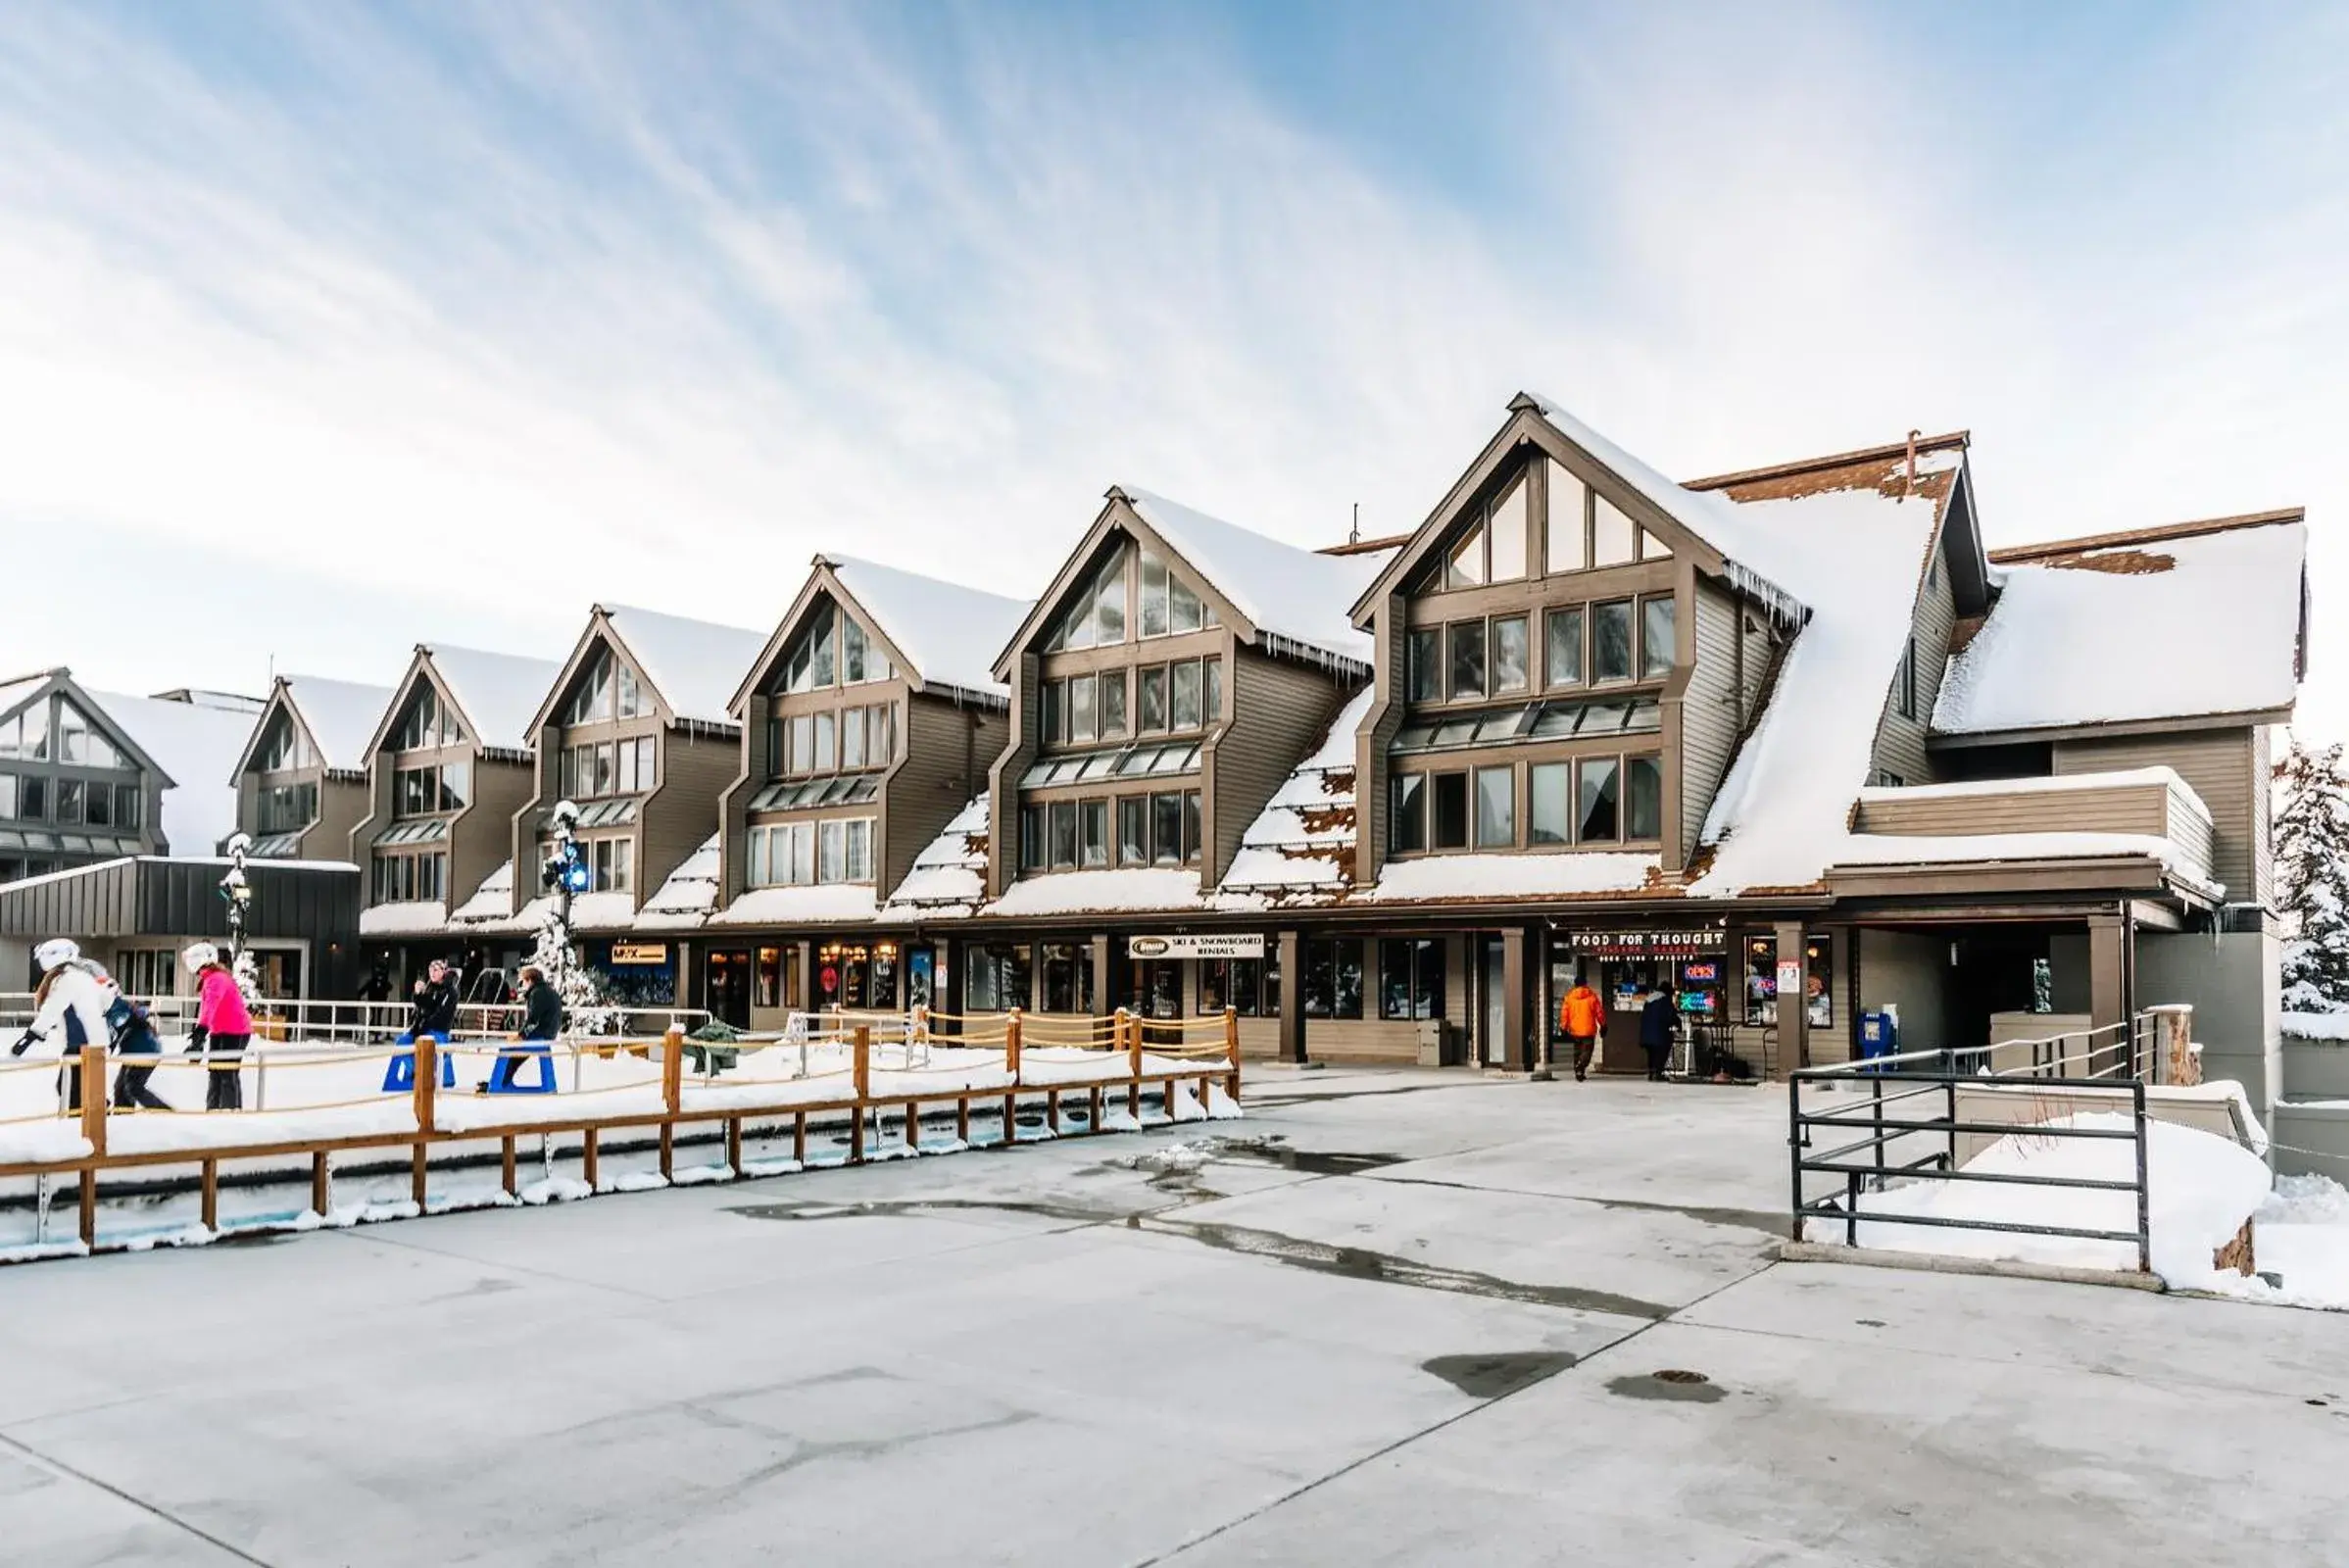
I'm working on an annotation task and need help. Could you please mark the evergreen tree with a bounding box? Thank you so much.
[2275,737,2349,1012]
[527,908,619,1035]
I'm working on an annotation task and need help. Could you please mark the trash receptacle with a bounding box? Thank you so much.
[1415,1019,1451,1068]
[1858,1004,1900,1071]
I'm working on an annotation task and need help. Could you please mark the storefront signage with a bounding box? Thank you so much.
[1681,960,1720,984]
[1776,957,1803,1004]
[1127,933,1264,960]
[1565,929,1726,957]
[610,943,670,966]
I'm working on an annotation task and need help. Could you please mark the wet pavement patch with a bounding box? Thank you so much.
[1421,1351,1577,1399]
[1606,1369,1727,1403]
[726,1197,1112,1227]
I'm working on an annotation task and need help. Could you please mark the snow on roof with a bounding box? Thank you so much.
[1363,852,1661,903]
[828,558,1029,700]
[602,605,769,727]
[279,674,395,773]
[1933,520,2306,735]
[450,859,515,926]
[2284,1011,2349,1042]
[637,835,720,930]
[1685,477,1949,898]
[708,883,879,927]
[1220,688,1369,894]
[876,796,991,920]
[1856,766,2213,824]
[988,866,1210,919]
[1125,490,1390,667]
[0,672,51,719]
[91,690,253,856]
[1829,829,2215,895]
[427,645,563,750]
[360,901,450,936]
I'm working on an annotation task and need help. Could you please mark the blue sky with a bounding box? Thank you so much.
[2,1,2344,735]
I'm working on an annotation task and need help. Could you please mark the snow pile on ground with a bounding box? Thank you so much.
[2239,1174,2349,1310]
[1842,1112,2271,1290]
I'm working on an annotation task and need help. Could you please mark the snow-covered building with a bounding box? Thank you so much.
[229,673,396,862]
[0,669,188,885]
[351,643,562,978]
[695,557,1029,1022]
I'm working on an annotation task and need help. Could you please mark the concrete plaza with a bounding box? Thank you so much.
[3,1068,2344,1566]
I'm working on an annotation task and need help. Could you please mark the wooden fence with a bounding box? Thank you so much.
[0,1006,1244,1253]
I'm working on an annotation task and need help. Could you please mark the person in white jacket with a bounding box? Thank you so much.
[12,939,119,1112]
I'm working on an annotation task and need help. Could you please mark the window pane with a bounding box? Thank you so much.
[1492,615,1530,693]
[1578,758,1620,842]
[1169,575,1203,634]
[1069,673,1097,743]
[1095,559,1126,643]
[1184,791,1201,862]
[1592,601,1634,682]
[812,712,835,771]
[1444,524,1487,590]
[1170,661,1202,729]
[1487,476,1527,582]
[1100,671,1127,738]
[1529,761,1571,844]
[1592,495,1636,566]
[1041,679,1063,745]
[1627,755,1663,840]
[1447,621,1486,699]
[1641,597,1677,679]
[1432,772,1469,850]
[810,612,837,685]
[1152,793,1182,864]
[1020,804,1046,871]
[819,820,846,882]
[1475,765,1514,848]
[788,715,812,774]
[1546,460,1588,573]
[1119,797,1148,864]
[1407,628,1441,704]
[842,618,867,683]
[1546,608,1584,687]
[1140,550,1170,637]
[1379,940,1412,1019]
[1415,940,1444,1022]
[792,823,814,884]
[846,819,872,881]
[1640,528,1673,561]
[1081,800,1108,866]
[1139,666,1167,731]
[1390,772,1426,854]
[1203,659,1221,723]
[841,708,866,768]
[1050,801,1079,868]
[750,827,770,886]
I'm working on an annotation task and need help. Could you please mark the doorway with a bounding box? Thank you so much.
[705,948,751,1028]
[1478,937,1507,1066]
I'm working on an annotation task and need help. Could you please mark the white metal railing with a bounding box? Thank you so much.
[0,992,708,1046]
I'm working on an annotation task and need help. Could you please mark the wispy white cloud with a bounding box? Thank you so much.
[0,1,2343,739]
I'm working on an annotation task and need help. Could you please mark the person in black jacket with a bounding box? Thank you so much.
[410,959,459,1040]
[1639,988,1678,1082]
[488,964,563,1093]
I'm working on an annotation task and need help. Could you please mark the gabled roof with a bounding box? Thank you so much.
[429,645,563,749]
[580,605,768,729]
[1933,512,2307,739]
[234,673,395,779]
[92,689,254,856]
[993,488,1391,679]
[730,557,1030,714]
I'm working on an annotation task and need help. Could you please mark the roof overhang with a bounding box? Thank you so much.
[1928,706,2294,751]
[1825,853,2215,908]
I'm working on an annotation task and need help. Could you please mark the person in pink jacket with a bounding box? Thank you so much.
[185,943,254,1110]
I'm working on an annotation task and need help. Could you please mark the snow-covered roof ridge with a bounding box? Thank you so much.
[1933,517,2306,737]
[638,834,720,931]
[1122,489,1390,668]
[824,556,1030,699]
[450,859,515,926]
[425,644,563,750]
[877,795,991,920]
[278,673,396,774]
[600,604,770,728]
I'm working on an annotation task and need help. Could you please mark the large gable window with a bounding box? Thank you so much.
[1443,470,1531,589]
[1544,458,1670,575]
[393,684,464,751]
[258,713,314,774]
[780,599,893,695]
[1046,543,1132,651]
[0,701,53,760]
[55,702,122,769]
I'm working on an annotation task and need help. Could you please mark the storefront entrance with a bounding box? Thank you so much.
[705,948,751,1028]
[1551,927,1731,1075]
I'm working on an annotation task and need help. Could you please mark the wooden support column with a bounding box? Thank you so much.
[1501,928,1531,1071]
[1773,920,1809,1077]
[1089,934,1112,1015]
[2088,909,2128,1036]
[1276,928,1306,1063]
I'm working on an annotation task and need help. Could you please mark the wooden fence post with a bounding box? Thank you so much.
[1225,1004,1241,1102]
[852,1024,871,1163]
[411,1035,436,1209]
[78,1046,106,1247]
[1003,1007,1023,1146]
[661,1024,685,1178]
[1121,1007,1141,1120]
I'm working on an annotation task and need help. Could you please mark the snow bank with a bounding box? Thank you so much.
[1845,1111,2269,1290]
[2283,1011,2349,1043]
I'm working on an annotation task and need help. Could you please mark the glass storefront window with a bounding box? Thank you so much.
[1378,938,1444,1021]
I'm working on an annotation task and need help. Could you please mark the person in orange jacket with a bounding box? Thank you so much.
[1559,978,1604,1082]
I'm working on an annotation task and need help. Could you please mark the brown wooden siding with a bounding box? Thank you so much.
[1870,530,1959,788]
[1205,650,1355,885]
[458,754,536,908]
[2053,727,2258,899]
[1678,578,1742,867]
[308,774,371,862]
[2252,724,2276,906]
[1353,592,1406,885]
[641,728,740,906]
[888,693,1003,895]
[1854,775,2213,880]
[987,650,1042,897]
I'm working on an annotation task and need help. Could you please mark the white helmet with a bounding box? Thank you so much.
[33,938,79,972]
[182,942,220,973]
